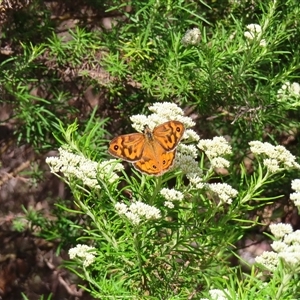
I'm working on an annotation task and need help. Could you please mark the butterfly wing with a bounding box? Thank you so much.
[108,133,145,162]
[152,121,185,151]
[133,140,176,175]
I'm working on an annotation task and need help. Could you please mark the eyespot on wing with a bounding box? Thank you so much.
[108,133,145,162]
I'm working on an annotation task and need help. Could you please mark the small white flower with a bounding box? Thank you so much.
[249,141,300,171]
[263,158,281,173]
[210,157,230,169]
[115,201,161,225]
[130,102,195,131]
[46,148,124,189]
[177,144,198,158]
[244,31,255,40]
[149,102,184,116]
[246,24,262,34]
[207,183,238,205]
[277,81,300,104]
[286,245,300,252]
[284,230,300,245]
[115,202,128,214]
[291,82,300,95]
[209,289,231,300]
[244,24,266,47]
[99,159,124,184]
[255,251,279,271]
[271,241,288,253]
[181,28,201,46]
[174,153,200,175]
[187,173,205,189]
[291,179,300,192]
[183,129,200,142]
[259,39,267,47]
[160,188,184,201]
[269,223,293,239]
[164,201,175,209]
[290,192,300,207]
[68,244,96,267]
[198,137,232,159]
[278,252,300,266]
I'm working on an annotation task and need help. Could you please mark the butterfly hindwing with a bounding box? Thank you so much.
[133,142,176,175]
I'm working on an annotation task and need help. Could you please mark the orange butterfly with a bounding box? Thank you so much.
[108,120,185,176]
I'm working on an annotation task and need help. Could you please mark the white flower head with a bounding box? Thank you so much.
[174,152,200,175]
[278,252,300,266]
[244,31,255,40]
[68,244,96,267]
[263,158,281,173]
[130,102,195,132]
[208,289,230,300]
[115,201,161,225]
[246,24,262,34]
[259,39,267,47]
[210,157,230,169]
[291,82,300,95]
[187,173,205,189]
[269,223,293,239]
[177,144,198,159]
[291,179,300,192]
[290,192,300,207]
[277,81,300,105]
[198,136,232,159]
[244,24,266,47]
[183,129,200,142]
[271,241,288,253]
[207,183,238,205]
[255,251,279,271]
[46,148,124,188]
[181,28,201,46]
[164,201,175,209]
[284,230,300,245]
[98,159,125,184]
[160,188,184,202]
[249,141,300,171]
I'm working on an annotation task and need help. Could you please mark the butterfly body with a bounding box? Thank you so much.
[108,120,185,176]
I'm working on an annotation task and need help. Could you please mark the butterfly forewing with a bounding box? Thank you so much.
[108,133,145,162]
[153,121,185,151]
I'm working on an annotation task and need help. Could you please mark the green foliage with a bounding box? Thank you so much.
[1,0,300,298]
[47,102,300,299]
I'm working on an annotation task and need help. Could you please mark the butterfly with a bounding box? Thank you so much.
[108,120,185,176]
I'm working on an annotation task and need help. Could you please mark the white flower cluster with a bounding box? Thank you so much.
[244,23,266,47]
[184,129,200,142]
[200,289,233,300]
[115,201,161,225]
[249,141,300,173]
[277,81,300,107]
[68,244,96,267]
[290,179,300,207]
[160,188,184,209]
[46,148,124,188]
[187,173,205,189]
[207,183,238,205]
[198,136,232,169]
[174,151,201,175]
[130,102,196,134]
[255,223,300,271]
[181,28,201,46]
